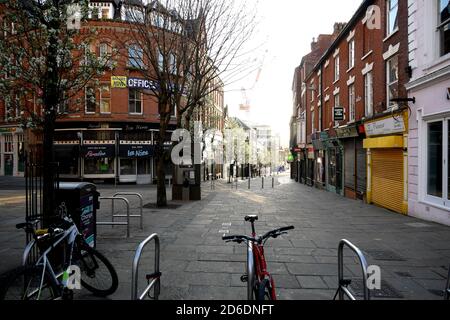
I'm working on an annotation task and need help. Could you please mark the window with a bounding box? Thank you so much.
[318,106,322,131]
[128,44,144,69]
[334,56,340,81]
[386,0,399,35]
[101,8,109,19]
[158,49,164,71]
[349,84,355,122]
[425,119,450,207]
[91,7,100,19]
[349,39,355,69]
[85,87,96,114]
[364,71,373,117]
[129,89,142,114]
[99,43,110,59]
[311,110,315,134]
[169,53,177,74]
[99,86,111,114]
[428,121,443,198]
[387,55,399,108]
[439,0,450,56]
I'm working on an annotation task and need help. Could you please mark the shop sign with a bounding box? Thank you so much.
[127,77,158,90]
[111,76,127,88]
[81,145,115,158]
[365,117,405,137]
[119,145,153,158]
[123,124,151,131]
[336,126,359,138]
[334,107,344,121]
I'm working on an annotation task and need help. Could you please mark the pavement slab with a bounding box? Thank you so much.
[0,174,449,300]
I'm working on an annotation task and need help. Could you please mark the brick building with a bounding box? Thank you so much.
[294,0,411,215]
[0,0,224,184]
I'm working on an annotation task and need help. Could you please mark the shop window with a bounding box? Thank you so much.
[129,89,143,114]
[386,55,399,108]
[99,85,111,114]
[426,119,450,206]
[428,121,443,198]
[4,134,13,152]
[101,8,109,20]
[120,159,136,175]
[334,93,340,126]
[439,0,450,56]
[386,0,399,36]
[84,157,114,175]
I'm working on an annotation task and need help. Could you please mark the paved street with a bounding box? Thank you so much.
[0,174,449,300]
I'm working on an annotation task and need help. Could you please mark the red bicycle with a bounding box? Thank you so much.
[223,215,294,300]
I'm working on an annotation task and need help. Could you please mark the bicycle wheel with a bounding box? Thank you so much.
[257,279,274,301]
[0,266,60,300]
[73,241,118,297]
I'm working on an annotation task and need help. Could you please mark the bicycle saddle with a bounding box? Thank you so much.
[244,215,258,223]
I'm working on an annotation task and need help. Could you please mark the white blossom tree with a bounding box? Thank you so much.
[0,0,114,220]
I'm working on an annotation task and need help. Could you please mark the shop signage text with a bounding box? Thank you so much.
[365,117,405,137]
[336,126,359,138]
[334,107,344,121]
[119,145,153,158]
[111,76,127,88]
[81,145,115,158]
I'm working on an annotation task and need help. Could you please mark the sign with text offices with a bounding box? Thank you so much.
[111,76,187,94]
[364,116,405,137]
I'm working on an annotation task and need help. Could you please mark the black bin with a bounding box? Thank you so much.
[56,182,100,248]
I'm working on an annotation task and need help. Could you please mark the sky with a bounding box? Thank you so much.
[225,0,363,148]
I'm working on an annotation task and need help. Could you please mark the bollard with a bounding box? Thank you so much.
[272,177,274,188]
[262,177,264,189]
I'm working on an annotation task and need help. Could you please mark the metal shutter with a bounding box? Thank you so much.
[371,149,403,213]
[344,139,355,190]
[356,140,366,196]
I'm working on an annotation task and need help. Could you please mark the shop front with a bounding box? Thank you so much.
[364,112,408,215]
[323,133,343,196]
[306,144,315,186]
[119,143,154,184]
[81,144,116,180]
[0,127,25,177]
[337,124,366,200]
[312,133,326,189]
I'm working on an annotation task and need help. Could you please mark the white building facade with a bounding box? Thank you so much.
[407,0,450,225]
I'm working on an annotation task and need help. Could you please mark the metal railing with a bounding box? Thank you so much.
[334,239,370,300]
[445,265,450,300]
[97,197,130,238]
[132,233,161,300]
[113,192,144,230]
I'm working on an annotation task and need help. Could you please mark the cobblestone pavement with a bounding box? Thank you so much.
[1,174,449,300]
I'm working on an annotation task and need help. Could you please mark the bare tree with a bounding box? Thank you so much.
[0,0,113,220]
[121,0,258,206]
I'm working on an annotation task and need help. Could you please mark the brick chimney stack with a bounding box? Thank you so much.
[333,22,347,35]
[311,37,318,51]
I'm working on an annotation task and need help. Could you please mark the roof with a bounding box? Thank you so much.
[307,0,373,79]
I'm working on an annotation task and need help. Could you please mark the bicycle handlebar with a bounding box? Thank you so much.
[222,226,295,244]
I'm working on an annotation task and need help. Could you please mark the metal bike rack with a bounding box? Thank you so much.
[97,197,130,238]
[132,233,161,300]
[445,265,450,300]
[113,192,144,230]
[334,239,370,300]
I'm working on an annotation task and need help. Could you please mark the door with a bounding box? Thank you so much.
[336,147,343,195]
[371,149,403,213]
[4,154,13,176]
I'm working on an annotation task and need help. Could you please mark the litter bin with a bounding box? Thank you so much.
[56,182,100,248]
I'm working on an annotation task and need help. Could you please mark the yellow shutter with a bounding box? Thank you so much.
[371,149,404,214]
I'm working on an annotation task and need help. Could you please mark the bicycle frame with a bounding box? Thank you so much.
[22,224,80,299]
[246,227,276,300]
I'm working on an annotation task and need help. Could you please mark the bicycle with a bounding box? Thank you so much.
[222,215,294,300]
[0,211,118,300]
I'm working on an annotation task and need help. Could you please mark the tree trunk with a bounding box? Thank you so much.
[156,106,168,207]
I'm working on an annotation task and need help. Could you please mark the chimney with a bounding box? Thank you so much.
[333,22,346,35]
[311,37,318,51]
